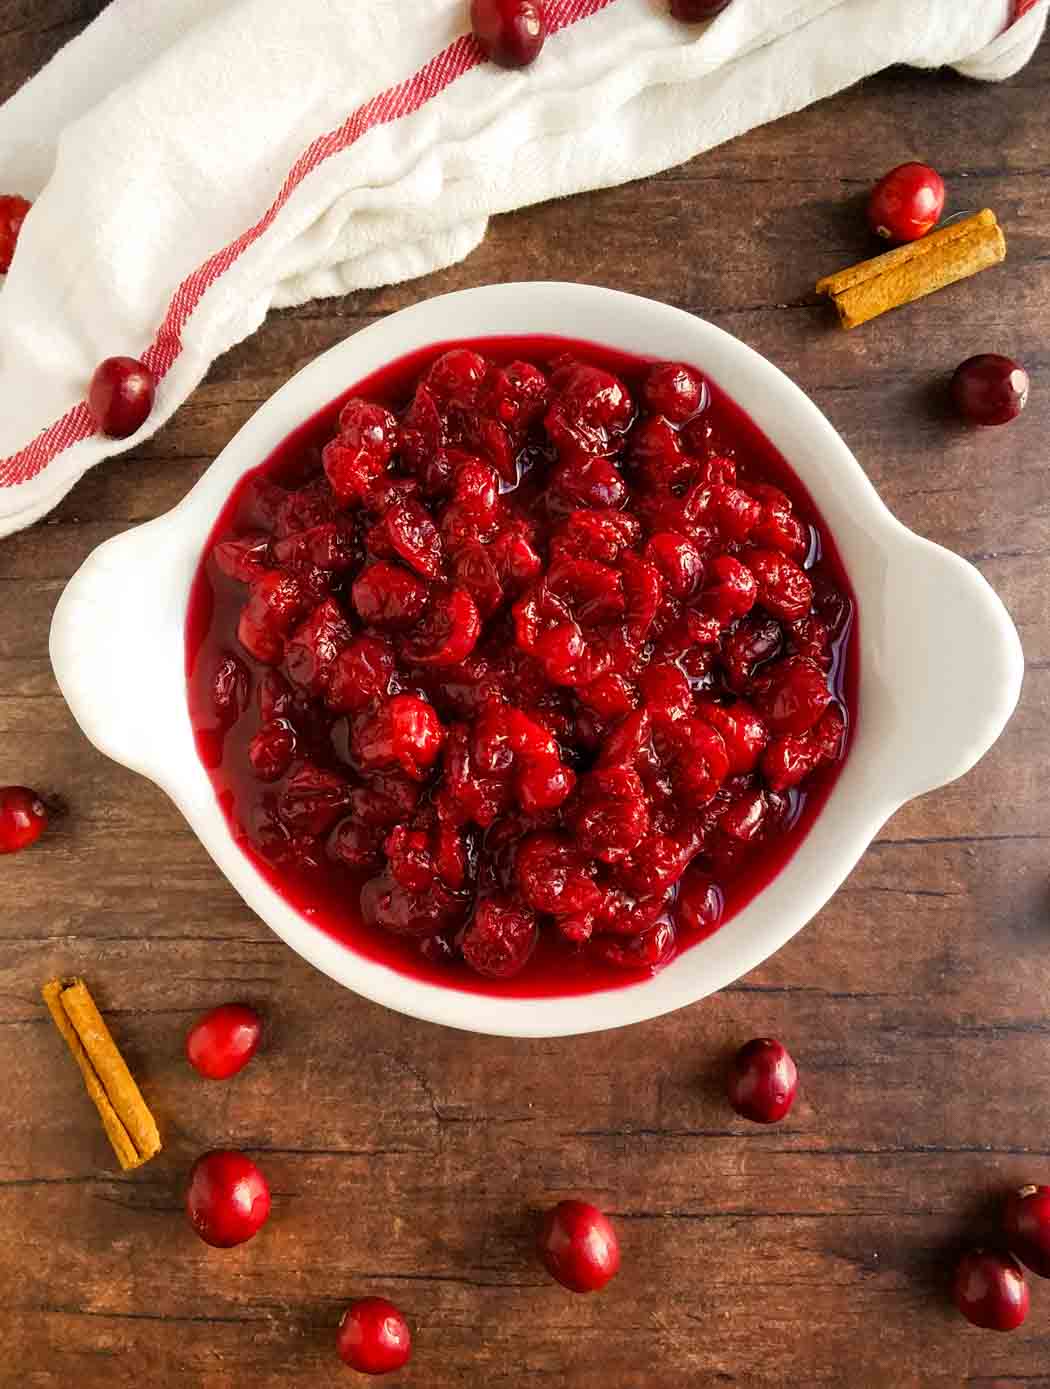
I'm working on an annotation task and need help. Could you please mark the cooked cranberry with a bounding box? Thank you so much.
[0,194,31,273]
[0,786,49,854]
[238,571,307,665]
[212,654,251,725]
[642,362,705,421]
[867,161,944,243]
[401,587,481,667]
[361,869,465,937]
[351,694,445,780]
[953,1250,1029,1331]
[277,763,353,836]
[751,656,831,735]
[336,1297,411,1374]
[573,766,650,863]
[671,0,731,18]
[462,896,538,977]
[762,705,845,792]
[644,531,704,598]
[727,1037,798,1123]
[324,400,397,504]
[327,635,395,713]
[186,1150,271,1247]
[352,561,428,628]
[284,597,353,696]
[471,0,546,69]
[248,720,297,781]
[214,534,272,583]
[88,357,156,439]
[516,833,601,918]
[695,699,768,774]
[1005,1185,1050,1279]
[186,1004,263,1080]
[538,1200,620,1293]
[702,555,757,626]
[594,918,676,971]
[951,354,1029,427]
[675,866,723,935]
[747,548,813,621]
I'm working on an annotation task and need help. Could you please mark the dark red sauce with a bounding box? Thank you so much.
[186,336,857,997]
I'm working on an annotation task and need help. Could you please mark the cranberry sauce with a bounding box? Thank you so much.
[186,336,857,998]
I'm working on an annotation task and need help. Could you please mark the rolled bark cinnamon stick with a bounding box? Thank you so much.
[816,209,1006,329]
[43,978,162,1171]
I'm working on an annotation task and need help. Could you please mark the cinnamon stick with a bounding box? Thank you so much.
[43,978,162,1171]
[816,209,1006,329]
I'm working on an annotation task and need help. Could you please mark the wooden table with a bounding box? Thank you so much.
[3,9,1048,1386]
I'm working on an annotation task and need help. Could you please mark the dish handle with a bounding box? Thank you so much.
[49,522,192,788]
[873,531,1024,805]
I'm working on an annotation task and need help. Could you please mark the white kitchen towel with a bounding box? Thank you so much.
[0,0,1044,535]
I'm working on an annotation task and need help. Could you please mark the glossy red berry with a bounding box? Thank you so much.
[471,0,547,69]
[727,1037,798,1123]
[185,1004,263,1080]
[336,1297,412,1375]
[867,162,944,243]
[1005,1185,1050,1279]
[538,1200,620,1293]
[0,786,48,854]
[642,362,705,422]
[186,1150,271,1248]
[88,356,156,439]
[951,354,1029,427]
[953,1250,1029,1331]
[671,0,731,17]
[0,194,31,274]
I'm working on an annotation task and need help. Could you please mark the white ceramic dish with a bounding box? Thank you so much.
[50,284,1024,1037]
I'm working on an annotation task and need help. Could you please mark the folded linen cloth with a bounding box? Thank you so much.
[0,0,1044,535]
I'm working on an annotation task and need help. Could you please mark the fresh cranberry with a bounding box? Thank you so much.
[0,786,49,854]
[0,194,31,274]
[727,1037,798,1123]
[186,1004,263,1080]
[951,354,1029,427]
[671,0,731,18]
[1005,1185,1050,1279]
[88,357,156,439]
[953,1250,1029,1331]
[186,1150,271,1247]
[867,161,944,243]
[538,1200,620,1293]
[336,1297,411,1375]
[471,0,547,69]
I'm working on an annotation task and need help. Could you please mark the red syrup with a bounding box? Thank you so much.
[186,336,857,998]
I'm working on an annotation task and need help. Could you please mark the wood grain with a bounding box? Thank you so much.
[1,9,1048,1386]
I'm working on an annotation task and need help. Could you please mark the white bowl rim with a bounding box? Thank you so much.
[49,282,1024,1037]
